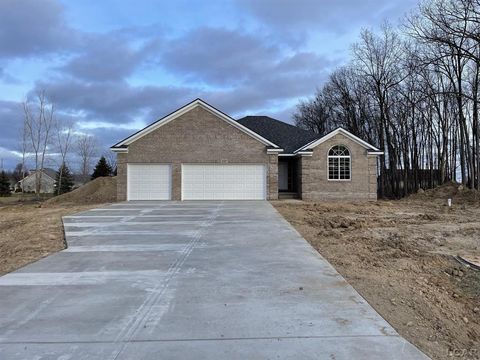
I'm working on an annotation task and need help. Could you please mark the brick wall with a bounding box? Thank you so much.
[300,133,378,201]
[116,106,277,201]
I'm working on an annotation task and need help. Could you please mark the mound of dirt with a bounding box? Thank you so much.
[408,181,479,205]
[45,176,117,205]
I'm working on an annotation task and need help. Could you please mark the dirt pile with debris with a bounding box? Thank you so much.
[409,181,479,206]
[45,176,117,205]
[273,200,480,360]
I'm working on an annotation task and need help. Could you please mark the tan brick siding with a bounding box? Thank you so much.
[116,106,276,201]
[268,154,278,200]
[300,133,378,201]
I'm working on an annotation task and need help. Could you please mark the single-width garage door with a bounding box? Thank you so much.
[128,164,171,200]
[182,164,266,200]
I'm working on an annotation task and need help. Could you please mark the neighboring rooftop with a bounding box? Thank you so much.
[28,168,57,180]
[237,116,320,154]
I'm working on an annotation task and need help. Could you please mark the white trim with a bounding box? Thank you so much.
[295,128,380,153]
[367,151,384,156]
[267,148,284,154]
[297,151,313,157]
[112,99,280,149]
[111,148,128,153]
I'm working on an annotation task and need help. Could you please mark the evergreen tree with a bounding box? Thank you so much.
[12,163,24,182]
[91,156,112,179]
[0,171,11,197]
[54,164,74,195]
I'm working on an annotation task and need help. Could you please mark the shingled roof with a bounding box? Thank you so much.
[29,167,57,179]
[237,116,320,154]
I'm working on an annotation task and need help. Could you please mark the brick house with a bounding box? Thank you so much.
[111,99,383,201]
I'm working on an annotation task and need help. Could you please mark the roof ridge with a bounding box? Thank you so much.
[237,115,320,138]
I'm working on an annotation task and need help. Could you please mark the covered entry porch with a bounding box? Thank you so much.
[278,157,300,199]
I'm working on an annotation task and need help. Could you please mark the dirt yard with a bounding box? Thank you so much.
[1,178,479,359]
[0,177,117,276]
[273,184,480,360]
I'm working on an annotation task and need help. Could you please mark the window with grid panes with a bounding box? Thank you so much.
[328,145,351,180]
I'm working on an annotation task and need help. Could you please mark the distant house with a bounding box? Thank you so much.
[16,168,57,193]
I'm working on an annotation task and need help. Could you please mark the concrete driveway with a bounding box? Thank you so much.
[0,201,428,359]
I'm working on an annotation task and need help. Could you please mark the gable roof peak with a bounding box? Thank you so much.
[111,99,281,150]
[295,127,382,153]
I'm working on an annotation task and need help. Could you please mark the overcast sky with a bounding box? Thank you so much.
[0,0,419,170]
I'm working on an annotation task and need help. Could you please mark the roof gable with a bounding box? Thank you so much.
[19,168,57,184]
[111,99,280,151]
[295,127,382,154]
[28,168,57,180]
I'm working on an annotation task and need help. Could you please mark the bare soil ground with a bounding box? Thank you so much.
[273,183,480,360]
[0,177,117,276]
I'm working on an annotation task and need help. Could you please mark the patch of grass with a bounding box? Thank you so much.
[0,193,53,205]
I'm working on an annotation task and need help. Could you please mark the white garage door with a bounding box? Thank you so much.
[182,164,266,200]
[128,164,171,200]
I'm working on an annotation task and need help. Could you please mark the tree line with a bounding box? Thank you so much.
[0,91,116,197]
[294,0,480,198]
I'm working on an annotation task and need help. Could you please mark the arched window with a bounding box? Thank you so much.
[328,145,351,180]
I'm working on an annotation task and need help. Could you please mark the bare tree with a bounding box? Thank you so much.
[295,1,480,198]
[19,114,29,196]
[55,118,74,194]
[75,134,98,184]
[22,91,55,197]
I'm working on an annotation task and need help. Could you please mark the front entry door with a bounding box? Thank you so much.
[278,162,288,191]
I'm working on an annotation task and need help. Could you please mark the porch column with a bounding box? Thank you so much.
[267,154,278,200]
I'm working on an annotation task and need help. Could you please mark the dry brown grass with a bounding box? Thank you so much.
[0,177,117,275]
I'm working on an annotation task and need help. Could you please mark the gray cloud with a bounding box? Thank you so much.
[0,100,24,169]
[0,0,415,170]
[0,67,19,83]
[161,27,331,87]
[0,0,75,58]
[240,0,417,33]
[0,100,22,149]
[37,25,331,127]
[162,27,281,86]
[60,32,163,82]
[33,79,195,125]
[204,69,328,115]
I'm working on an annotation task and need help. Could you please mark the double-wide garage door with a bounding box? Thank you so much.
[182,164,265,200]
[127,164,266,200]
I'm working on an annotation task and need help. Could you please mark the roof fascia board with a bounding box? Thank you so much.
[297,151,313,156]
[112,99,280,149]
[267,148,284,153]
[294,128,380,153]
[111,147,128,153]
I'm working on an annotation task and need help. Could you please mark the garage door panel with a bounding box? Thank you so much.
[128,164,171,200]
[182,164,266,200]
